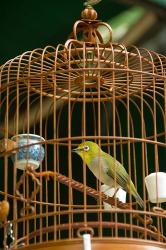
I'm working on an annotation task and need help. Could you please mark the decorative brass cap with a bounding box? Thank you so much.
[81,6,98,20]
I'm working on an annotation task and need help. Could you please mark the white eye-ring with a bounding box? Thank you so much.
[84,145,89,152]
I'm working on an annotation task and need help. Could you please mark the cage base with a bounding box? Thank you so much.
[15,238,166,250]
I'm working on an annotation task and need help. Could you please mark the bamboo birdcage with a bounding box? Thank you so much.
[0,2,166,250]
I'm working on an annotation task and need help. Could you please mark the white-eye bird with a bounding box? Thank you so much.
[72,141,144,208]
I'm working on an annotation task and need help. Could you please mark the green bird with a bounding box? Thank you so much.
[72,141,144,208]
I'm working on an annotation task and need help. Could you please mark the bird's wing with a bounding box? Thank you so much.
[99,154,144,207]
[102,154,129,191]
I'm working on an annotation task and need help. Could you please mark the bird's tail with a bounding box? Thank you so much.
[132,190,144,208]
[128,181,144,208]
[129,182,144,208]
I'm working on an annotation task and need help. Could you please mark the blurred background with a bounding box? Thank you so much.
[0,0,165,66]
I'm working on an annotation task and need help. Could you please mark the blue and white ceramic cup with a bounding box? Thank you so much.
[11,134,45,170]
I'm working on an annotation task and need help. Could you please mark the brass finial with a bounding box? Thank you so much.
[82,0,102,20]
[81,5,98,20]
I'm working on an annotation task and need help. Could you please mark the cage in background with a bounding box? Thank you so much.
[0,1,166,250]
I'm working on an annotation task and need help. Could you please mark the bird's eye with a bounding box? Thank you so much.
[84,145,89,151]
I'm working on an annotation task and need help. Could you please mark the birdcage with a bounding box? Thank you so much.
[0,1,166,250]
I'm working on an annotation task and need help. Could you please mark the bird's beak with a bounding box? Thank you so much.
[72,147,83,153]
[72,148,79,153]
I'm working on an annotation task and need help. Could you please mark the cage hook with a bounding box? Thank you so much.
[77,227,94,250]
[77,226,94,238]
[84,0,102,7]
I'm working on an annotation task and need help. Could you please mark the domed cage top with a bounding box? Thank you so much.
[0,2,166,250]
